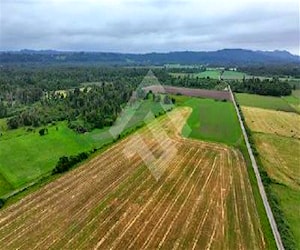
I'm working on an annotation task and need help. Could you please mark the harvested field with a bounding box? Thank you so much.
[242,106,300,138]
[143,85,232,101]
[253,133,300,248]
[0,108,266,249]
[254,133,300,189]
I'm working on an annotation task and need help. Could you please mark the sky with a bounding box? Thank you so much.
[0,0,299,55]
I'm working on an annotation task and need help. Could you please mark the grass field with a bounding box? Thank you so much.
[194,70,221,79]
[174,95,243,146]
[282,90,300,112]
[222,70,247,80]
[236,93,296,112]
[0,108,268,249]
[0,100,171,197]
[0,123,103,191]
[253,133,300,248]
[242,106,300,138]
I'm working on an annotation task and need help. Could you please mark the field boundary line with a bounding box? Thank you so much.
[228,85,284,250]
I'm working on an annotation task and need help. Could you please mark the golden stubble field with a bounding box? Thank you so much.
[242,106,300,139]
[242,105,300,248]
[0,108,266,250]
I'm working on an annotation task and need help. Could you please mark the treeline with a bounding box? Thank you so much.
[230,77,292,96]
[0,66,149,119]
[159,74,227,90]
[239,64,300,78]
[52,152,90,174]
[237,102,295,250]
[7,84,132,131]
[165,66,206,74]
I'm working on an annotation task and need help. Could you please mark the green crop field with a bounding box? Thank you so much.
[174,95,242,146]
[0,100,171,197]
[222,70,247,80]
[236,93,296,112]
[282,90,300,113]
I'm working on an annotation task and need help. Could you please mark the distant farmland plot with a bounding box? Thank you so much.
[0,108,268,249]
[222,70,247,80]
[236,93,295,112]
[169,70,247,80]
[195,70,221,79]
[174,96,242,146]
[242,106,300,138]
[144,85,231,101]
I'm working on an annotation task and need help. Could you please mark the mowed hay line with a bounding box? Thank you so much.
[242,106,300,138]
[0,108,266,249]
[254,133,300,190]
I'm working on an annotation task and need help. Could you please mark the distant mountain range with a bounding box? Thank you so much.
[0,49,299,66]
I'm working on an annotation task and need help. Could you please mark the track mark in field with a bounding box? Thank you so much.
[156,152,215,249]
[138,151,204,250]
[112,150,213,250]
[123,151,208,249]
[69,144,189,250]
[92,148,198,250]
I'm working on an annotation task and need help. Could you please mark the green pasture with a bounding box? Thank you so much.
[236,93,296,112]
[174,95,242,146]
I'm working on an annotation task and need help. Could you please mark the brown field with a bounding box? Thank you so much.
[242,106,300,138]
[143,85,232,101]
[0,108,266,249]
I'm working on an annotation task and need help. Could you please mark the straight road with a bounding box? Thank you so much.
[228,85,284,250]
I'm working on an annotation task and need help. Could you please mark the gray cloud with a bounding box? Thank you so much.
[0,0,299,54]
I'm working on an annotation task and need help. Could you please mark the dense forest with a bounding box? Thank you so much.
[230,77,292,96]
[0,65,294,132]
[239,64,300,78]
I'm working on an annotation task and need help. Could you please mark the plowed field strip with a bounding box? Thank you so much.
[62,144,190,250]
[91,147,199,249]
[140,152,218,250]
[111,150,214,250]
[155,154,217,249]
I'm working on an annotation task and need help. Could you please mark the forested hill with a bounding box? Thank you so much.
[0,49,299,66]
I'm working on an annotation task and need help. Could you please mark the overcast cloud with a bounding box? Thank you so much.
[0,0,299,54]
